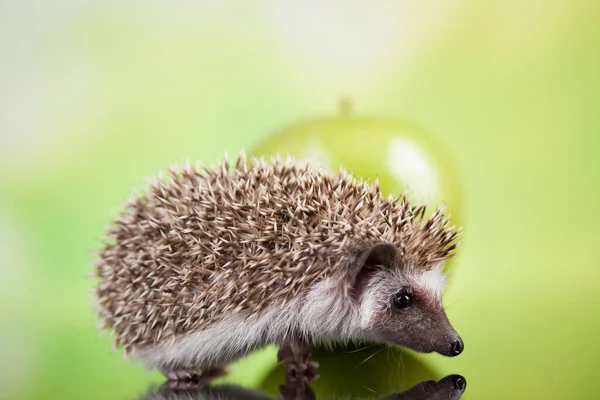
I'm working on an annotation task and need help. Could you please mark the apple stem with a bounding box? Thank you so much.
[338,96,353,117]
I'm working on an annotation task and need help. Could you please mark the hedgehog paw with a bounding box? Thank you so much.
[160,368,201,383]
[283,360,319,382]
[160,366,228,384]
[162,378,203,390]
[278,340,319,382]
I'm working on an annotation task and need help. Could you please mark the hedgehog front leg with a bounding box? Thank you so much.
[277,338,319,382]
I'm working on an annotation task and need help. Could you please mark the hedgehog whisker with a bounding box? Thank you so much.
[361,384,377,394]
[344,344,377,354]
[352,346,385,370]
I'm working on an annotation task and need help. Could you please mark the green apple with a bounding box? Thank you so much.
[251,102,463,229]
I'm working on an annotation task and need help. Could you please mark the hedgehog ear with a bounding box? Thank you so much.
[349,242,397,284]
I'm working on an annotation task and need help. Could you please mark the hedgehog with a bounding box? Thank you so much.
[95,152,463,382]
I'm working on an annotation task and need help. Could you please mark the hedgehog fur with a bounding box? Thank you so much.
[95,153,460,358]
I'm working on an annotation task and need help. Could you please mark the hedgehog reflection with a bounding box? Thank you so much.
[382,375,466,400]
[138,375,466,400]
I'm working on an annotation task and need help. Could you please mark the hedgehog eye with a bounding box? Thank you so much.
[392,289,413,310]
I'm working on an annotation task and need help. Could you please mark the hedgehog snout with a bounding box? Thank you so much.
[437,334,464,357]
[451,337,464,356]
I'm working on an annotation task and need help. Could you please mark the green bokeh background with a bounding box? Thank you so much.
[1,2,599,399]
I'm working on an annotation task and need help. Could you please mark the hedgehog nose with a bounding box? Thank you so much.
[449,374,466,391]
[451,338,464,356]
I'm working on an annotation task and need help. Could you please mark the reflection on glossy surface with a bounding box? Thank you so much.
[137,374,466,400]
[382,375,466,400]
[140,384,274,400]
[260,343,440,397]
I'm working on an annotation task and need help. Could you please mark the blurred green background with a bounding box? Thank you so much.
[1,1,599,399]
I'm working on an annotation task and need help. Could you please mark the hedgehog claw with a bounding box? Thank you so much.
[161,368,199,382]
[305,361,319,381]
[162,378,202,390]
[160,366,227,383]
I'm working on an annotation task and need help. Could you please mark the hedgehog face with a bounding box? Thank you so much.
[351,243,463,357]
